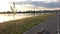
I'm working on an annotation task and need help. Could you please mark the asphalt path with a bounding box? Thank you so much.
[23,13,59,34]
[57,13,60,34]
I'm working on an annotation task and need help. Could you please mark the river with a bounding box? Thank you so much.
[0,13,42,23]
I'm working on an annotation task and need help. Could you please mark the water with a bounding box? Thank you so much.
[0,13,42,23]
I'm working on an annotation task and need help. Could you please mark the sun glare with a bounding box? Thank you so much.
[0,0,10,12]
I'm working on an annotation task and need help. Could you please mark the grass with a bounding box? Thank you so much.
[0,13,54,34]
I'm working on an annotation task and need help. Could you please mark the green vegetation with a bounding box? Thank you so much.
[0,14,54,34]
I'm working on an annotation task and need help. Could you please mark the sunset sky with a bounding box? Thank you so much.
[0,0,60,12]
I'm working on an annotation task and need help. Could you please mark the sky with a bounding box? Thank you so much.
[0,0,60,12]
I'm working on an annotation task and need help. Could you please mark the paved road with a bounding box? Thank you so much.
[23,13,60,34]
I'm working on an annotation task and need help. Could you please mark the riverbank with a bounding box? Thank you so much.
[0,13,54,34]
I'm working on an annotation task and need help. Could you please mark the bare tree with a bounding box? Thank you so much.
[10,2,17,19]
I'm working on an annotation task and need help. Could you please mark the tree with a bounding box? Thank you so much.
[10,2,17,19]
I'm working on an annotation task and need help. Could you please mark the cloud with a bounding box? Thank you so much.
[58,0,60,1]
[41,2,60,8]
[14,1,60,8]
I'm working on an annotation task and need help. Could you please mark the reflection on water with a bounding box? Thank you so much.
[0,13,42,23]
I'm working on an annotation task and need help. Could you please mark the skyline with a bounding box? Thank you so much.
[0,0,60,12]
